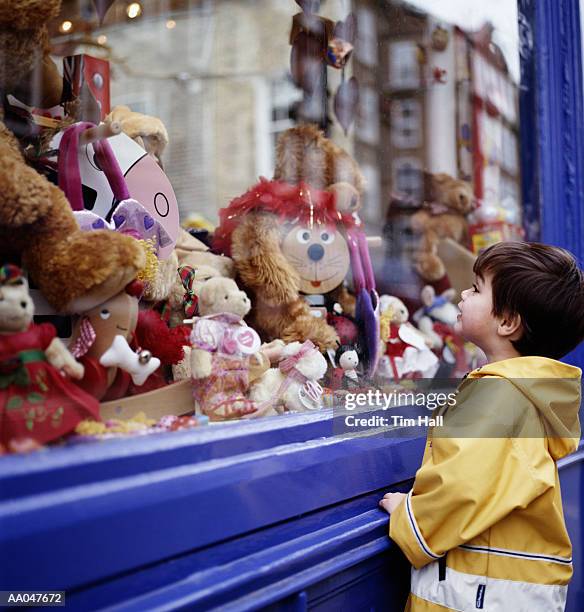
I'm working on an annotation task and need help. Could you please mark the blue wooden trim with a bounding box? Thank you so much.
[59,490,412,611]
[520,0,584,368]
[0,418,425,592]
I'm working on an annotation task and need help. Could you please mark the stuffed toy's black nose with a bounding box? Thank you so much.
[308,244,325,261]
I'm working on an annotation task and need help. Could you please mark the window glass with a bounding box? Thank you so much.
[0,0,524,444]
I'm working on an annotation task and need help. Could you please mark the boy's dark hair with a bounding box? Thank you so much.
[473,241,584,359]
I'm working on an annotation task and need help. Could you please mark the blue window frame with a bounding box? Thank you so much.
[519,0,584,369]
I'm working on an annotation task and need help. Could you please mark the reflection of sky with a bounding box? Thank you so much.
[405,0,520,82]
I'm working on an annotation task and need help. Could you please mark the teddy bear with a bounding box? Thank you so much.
[249,340,328,415]
[214,125,367,351]
[410,173,474,281]
[106,105,169,168]
[0,1,146,314]
[0,264,100,450]
[188,276,263,420]
[0,0,63,115]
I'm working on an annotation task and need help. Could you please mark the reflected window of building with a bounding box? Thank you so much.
[356,6,378,66]
[388,41,421,90]
[393,157,423,201]
[357,86,380,145]
[391,99,422,149]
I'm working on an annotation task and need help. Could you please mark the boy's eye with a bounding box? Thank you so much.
[472,284,479,293]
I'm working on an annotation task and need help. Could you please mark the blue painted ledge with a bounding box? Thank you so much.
[0,406,427,597]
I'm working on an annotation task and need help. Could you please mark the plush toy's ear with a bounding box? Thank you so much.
[231,212,300,305]
[327,182,361,213]
[273,124,329,189]
[421,285,435,307]
[329,148,366,194]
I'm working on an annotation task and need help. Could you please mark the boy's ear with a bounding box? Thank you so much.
[497,312,523,341]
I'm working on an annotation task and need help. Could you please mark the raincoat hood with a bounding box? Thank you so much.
[468,356,582,459]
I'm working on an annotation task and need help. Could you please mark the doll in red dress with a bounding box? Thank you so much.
[0,265,100,449]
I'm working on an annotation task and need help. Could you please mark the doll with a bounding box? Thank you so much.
[329,344,361,390]
[0,265,99,448]
[378,295,438,381]
[69,281,160,401]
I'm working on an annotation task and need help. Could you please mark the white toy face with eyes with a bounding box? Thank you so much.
[281,224,350,294]
[50,131,179,259]
[339,350,359,370]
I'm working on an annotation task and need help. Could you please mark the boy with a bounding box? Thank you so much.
[379,242,584,611]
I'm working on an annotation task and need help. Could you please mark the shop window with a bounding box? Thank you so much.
[0,0,530,445]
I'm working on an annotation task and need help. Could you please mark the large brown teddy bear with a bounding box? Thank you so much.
[0,0,63,110]
[216,125,366,351]
[410,173,474,282]
[0,1,146,312]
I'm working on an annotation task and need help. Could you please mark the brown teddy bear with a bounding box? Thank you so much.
[0,122,145,313]
[0,1,146,313]
[0,0,63,111]
[410,172,474,281]
[214,125,366,351]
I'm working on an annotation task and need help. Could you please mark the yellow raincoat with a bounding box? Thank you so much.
[389,357,582,611]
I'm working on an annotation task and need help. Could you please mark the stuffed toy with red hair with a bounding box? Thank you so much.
[213,125,366,352]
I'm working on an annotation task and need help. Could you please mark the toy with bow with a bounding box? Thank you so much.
[178,265,199,319]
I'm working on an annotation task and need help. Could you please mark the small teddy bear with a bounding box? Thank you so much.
[0,264,100,449]
[188,277,262,420]
[410,173,474,282]
[249,340,328,415]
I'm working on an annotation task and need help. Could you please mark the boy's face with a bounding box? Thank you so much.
[455,273,499,350]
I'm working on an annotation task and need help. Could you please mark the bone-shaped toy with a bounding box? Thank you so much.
[99,335,160,386]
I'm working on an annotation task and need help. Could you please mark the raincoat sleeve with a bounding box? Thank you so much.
[389,379,556,569]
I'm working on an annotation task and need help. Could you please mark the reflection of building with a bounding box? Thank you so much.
[51,0,351,223]
[350,1,521,301]
[362,1,521,214]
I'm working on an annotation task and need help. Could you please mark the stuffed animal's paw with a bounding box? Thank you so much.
[414,251,445,281]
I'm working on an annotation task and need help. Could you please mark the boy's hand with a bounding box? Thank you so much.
[379,492,406,515]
